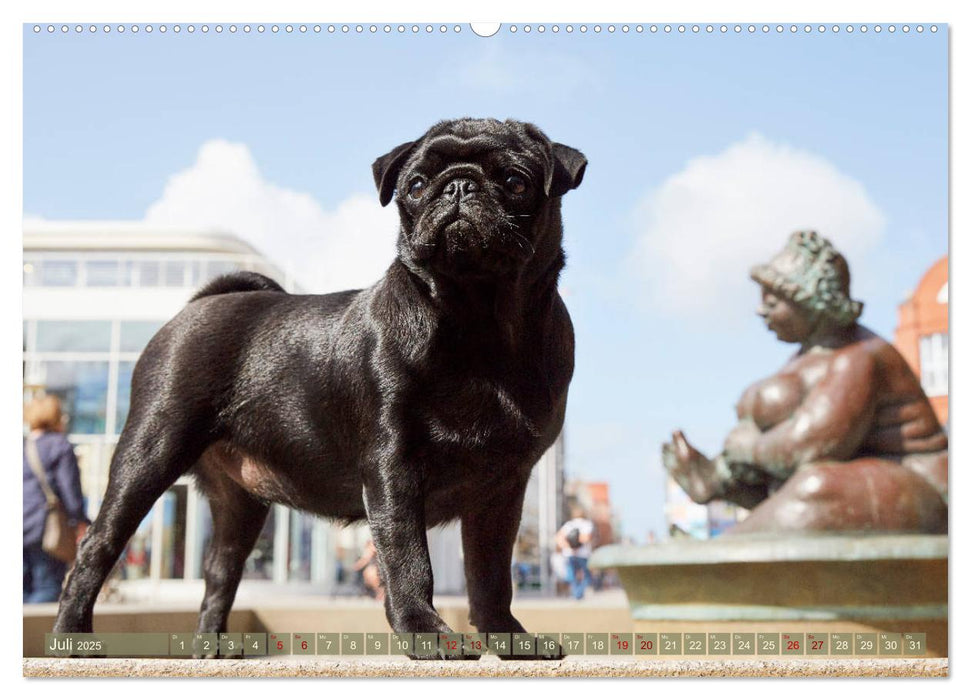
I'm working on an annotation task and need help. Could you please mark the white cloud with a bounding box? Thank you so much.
[144,140,398,293]
[629,133,886,321]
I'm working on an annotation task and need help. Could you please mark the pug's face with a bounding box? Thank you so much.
[373,119,586,277]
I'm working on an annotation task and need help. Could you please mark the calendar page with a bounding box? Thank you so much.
[17,3,953,683]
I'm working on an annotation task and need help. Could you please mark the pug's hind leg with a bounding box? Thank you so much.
[194,469,270,658]
[53,417,204,635]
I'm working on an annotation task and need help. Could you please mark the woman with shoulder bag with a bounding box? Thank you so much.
[23,395,90,603]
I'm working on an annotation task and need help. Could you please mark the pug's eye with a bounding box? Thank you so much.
[504,174,527,195]
[408,178,427,199]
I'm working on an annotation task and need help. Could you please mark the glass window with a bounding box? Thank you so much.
[160,486,187,579]
[194,494,214,580]
[137,261,161,287]
[122,509,153,581]
[40,360,110,434]
[185,261,201,287]
[163,261,187,287]
[244,510,276,580]
[23,259,39,286]
[84,260,121,286]
[119,321,164,353]
[69,440,102,521]
[115,360,136,433]
[35,320,112,352]
[289,511,314,581]
[39,260,78,286]
[919,333,949,397]
[121,260,136,286]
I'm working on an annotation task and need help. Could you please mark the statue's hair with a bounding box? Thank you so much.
[750,230,863,326]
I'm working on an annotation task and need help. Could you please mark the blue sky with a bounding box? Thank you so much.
[23,25,948,541]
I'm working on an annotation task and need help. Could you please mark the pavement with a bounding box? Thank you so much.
[23,657,948,678]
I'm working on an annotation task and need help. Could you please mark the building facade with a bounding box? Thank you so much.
[563,479,619,548]
[515,434,566,594]
[894,256,949,426]
[22,222,333,590]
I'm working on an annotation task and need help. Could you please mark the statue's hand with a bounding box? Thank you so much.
[724,420,761,464]
[662,430,722,504]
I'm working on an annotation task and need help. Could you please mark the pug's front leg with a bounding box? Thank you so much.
[363,471,452,649]
[460,478,564,660]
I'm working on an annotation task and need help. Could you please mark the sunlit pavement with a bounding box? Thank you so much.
[23,657,948,678]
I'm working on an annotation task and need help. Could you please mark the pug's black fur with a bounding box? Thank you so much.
[54,118,586,657]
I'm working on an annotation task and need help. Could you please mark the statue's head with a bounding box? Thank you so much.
[750,231,863,330]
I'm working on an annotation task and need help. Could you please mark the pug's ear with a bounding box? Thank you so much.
[372,141,416,207]
[547,143,588,198]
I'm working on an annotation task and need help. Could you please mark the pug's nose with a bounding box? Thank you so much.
[442,178,478,202]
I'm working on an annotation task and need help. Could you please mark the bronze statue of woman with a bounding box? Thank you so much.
[662,231,947,533]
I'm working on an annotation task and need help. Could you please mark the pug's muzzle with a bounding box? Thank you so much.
[408,174,520,269]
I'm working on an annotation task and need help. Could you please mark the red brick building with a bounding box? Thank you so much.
[894,256,948,426]
[564,480,617,547]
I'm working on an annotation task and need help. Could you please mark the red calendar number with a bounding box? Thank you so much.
[301,641,308,650]
[811,640,823,650]
[787,640,799,651]
[447,640,458,650]
[276,640,284,650]
[640,640,654,651]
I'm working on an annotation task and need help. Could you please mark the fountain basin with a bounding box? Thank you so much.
[589,534,947,657]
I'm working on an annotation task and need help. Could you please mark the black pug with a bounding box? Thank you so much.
[53,118,586,657]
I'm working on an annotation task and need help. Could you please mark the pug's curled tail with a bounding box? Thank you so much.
[190,271,287,302]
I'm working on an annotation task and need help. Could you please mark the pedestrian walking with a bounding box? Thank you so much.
[556,506,595,600]
[23,395,89,603]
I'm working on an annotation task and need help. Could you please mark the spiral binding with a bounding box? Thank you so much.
[31,24,940,36]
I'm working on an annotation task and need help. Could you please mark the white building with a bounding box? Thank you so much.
[23,221,564,598]
[517,434,565,593]
[23,222,338,592]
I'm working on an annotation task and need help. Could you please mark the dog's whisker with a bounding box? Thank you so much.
[510,230,536,255]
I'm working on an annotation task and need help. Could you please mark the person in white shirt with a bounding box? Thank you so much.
[555,507,596,600]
